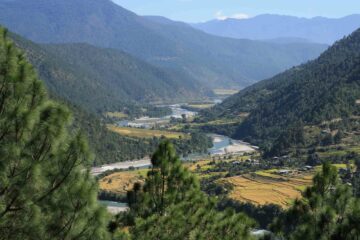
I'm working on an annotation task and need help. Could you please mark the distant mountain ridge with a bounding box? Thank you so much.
[193,14,360,44]
[0,0,327,88]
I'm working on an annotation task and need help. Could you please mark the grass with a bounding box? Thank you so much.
[105,112,128,119]
[213,89,239,96]
[107,125,189,139]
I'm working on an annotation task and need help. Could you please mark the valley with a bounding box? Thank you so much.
[1,0,360,239]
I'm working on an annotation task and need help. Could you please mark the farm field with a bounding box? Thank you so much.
[218,170,315,208]
[99,170,147,195]
[98,160,217,195]
[213,89,239,96]
[187,103,215,109]
[107,124,189,139]
[105,112,128,119]
[99,162,349,208]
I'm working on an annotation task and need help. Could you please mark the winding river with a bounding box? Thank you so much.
[94,105,256,213]
[91,135,256,176]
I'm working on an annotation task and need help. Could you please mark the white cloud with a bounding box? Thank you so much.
[231,13,250,19]
[215,10,249,20]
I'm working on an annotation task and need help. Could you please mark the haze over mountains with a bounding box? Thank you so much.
[193,14,360,44]
[0,0,327,90]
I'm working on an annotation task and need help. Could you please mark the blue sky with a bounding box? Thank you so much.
[112,0,360,22]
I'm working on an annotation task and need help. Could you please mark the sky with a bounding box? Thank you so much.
[112,0,360,23]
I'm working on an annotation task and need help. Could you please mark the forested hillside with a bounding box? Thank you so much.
[0,0,327,88]
[4,32,211,166]
[202,28,360,150]
[9,32,203,113]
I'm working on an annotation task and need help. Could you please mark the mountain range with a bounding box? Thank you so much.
[10,32,202,113]
[0,0,327,89]
[193,14,360,44]
[203,27,360,149]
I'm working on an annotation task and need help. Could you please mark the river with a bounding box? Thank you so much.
[117,104,197,129]
[93,104,257,176]
[99,201,128,214]
[91,134,256,176]
[95,104,257,213]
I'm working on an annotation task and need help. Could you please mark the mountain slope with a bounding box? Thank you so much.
[204,29,360,146]
[0,0,327,88]
[10,32,202,113]
[193,14,360,44]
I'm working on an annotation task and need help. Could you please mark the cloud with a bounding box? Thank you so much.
[215,10,249,20]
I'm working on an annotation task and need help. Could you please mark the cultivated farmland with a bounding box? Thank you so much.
[99,170,147,195]
[219,170,315,208]
[107,125,189,139]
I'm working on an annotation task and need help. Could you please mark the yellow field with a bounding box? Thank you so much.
[187,104,215,109]
[105,112,128,119]
[107,125,189,139]
[213,89,239,96]
[99,170,147,194]
[219,171,314,208]
[185,160,212,171]
[98,161,218,195]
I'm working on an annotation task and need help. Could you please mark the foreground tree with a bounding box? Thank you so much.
[271,162,360,239]
[0,28,109,239]
[120,141,255,240]
[127,141,199,217]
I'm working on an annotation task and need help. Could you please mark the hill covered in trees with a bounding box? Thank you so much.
[4,32,212,166]
[0,0,327,88]
[202,28,360,152]
[9,32,203,114]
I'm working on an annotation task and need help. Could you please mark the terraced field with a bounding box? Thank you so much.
[219,170,315,208]
[107,125,189,139]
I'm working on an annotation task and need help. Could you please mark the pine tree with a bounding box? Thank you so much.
[0,28,109,239]
[271,162,360,239]
[128,140,199,217]
[123,141,255,240]
[131,192,256,240]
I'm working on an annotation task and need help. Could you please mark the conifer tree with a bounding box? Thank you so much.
[271,162,360,239]
[124,141,255,240]
[0,28,109,240]
[128,141,199,217]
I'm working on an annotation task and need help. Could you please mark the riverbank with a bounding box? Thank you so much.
[99,201,129,214]
[92,158,151,176]
[92,134,257,176]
